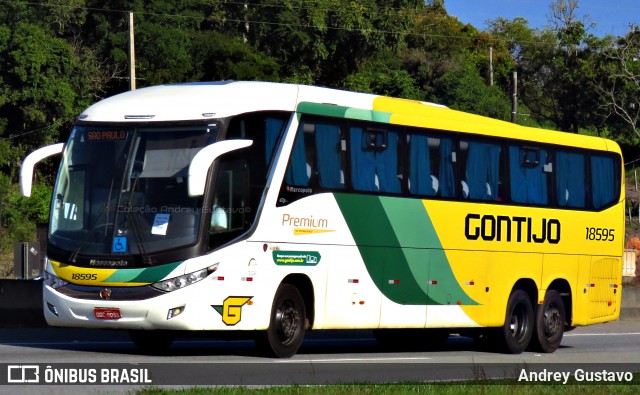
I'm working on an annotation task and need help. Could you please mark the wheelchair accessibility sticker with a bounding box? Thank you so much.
[112,237,127,253]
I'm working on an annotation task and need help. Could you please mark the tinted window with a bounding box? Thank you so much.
[509,145,550,205]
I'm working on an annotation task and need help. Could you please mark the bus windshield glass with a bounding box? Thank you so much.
[50,124,218,259]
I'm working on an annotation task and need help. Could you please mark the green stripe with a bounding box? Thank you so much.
[334,194,477,306]
[105,261,182,283]
[105,268,145,283]
[297,102,391,123]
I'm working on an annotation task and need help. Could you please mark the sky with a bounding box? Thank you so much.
[445,0,640,37]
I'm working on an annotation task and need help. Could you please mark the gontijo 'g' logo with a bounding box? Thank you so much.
[213,296,252,326]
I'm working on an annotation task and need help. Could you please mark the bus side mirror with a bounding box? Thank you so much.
[20,143,64,197]
[188,139,253,197]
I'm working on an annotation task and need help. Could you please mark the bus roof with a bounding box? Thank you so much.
[78,81,619,154]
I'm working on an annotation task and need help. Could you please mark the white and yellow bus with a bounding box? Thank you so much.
[21,81,624,357]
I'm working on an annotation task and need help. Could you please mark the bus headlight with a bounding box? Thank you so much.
[151,264,219,292]
[43,271,69,289]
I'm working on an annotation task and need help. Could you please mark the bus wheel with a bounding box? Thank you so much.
[129,330,174,354]
[257,284,306,358]
[497,289,533,354]
[530,289,565,353]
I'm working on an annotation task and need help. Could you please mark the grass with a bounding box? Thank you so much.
[133,380,640,395]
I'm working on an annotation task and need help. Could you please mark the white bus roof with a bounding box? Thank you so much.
[77,81,618,153]
[78,81,375,122]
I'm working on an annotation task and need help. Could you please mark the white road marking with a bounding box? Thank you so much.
[279,357,433,363]
[564,332,640,336]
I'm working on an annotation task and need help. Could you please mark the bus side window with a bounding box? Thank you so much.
[509,145,549,205]
[285,123,311,187]
[350,126,401,193]
[314,123,345,189]
[265,117,286,167]
[408,134,434,196]
[408,133,456,198]
[279,120,346,205]
[437,138,457,198]
[556,151,586,208]
[591,155,617,209]
[210,112,288,246]
[284,121,346,189]
[461,141,502,201]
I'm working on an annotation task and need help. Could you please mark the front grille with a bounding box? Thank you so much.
[58,283,164,301]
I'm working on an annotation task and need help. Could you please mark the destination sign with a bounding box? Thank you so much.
[85,130,127,141]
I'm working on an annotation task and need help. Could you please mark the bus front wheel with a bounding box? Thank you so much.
[497,289,533,354]
[530,289,565,353]
[257,283,306,358]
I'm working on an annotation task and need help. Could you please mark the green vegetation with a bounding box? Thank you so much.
[132,381,640,394]
[2,0,640,275]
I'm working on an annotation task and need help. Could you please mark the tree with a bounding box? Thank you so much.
[432,62,511,120]
[487,0,599,133]
[593,26,640,141]
[0,22,79,164]
[403,4,478,98]
[191,30,280,81]
[342,51,422,99]
[232,0,425,86]
[0,2,112,276]
[485,17,540,86]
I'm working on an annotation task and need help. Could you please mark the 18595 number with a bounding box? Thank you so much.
[71,273,98,280]
[585,227,615,241]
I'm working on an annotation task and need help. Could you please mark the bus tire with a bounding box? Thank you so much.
[530,289,565,353]
[497,289,533,354]
[257,283,306,358]
[129,330,174,354]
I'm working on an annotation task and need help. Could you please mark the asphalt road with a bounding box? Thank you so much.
[1,320,640,393]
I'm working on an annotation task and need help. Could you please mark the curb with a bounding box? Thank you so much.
[620,284,640,321]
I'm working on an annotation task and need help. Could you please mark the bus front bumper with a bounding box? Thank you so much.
[42,281,261,331]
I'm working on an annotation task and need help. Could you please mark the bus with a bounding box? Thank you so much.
[20,81,624,358]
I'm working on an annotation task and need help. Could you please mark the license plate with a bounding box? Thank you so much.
[94,308,121,320]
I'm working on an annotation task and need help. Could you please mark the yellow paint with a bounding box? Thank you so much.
[294,228,336,235]
[422,199,623,326]
[49,260,149,286]
[50,260,120,285]
[371,96,617,151]
[221,296,252,326]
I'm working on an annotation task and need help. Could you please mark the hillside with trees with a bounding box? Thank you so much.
[1,0,639,275]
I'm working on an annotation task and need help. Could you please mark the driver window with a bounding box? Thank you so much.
[208,112,289,249]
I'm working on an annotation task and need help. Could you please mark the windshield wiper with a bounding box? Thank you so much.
[68,177,117,263]
[121,176,152,265]
[103,178,115,237]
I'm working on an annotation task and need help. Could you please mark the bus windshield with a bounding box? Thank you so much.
[50,124,217,261]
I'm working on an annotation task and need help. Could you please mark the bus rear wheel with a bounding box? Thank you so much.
[257,283,306,358]
[530,289,565,353]
[496,289,533,354]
